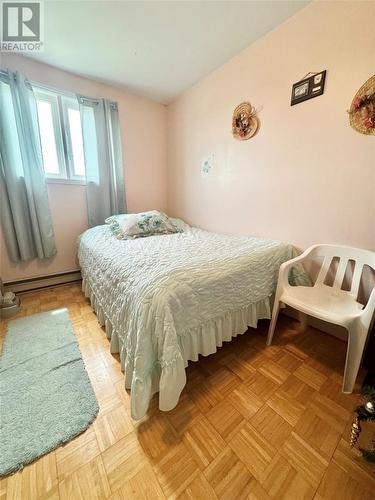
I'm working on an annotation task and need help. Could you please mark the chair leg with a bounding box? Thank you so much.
[299,312,308,332]
[342,324,368,393]
[267,299,281,346]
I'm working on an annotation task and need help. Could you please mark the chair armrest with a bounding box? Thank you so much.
[278,246,316,289]
[363,287,375,319]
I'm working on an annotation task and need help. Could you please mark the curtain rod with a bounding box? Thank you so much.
[0,68,76,97]
[78,95,118,110]
[78,95,100,106]
[0,69,118,109]
[31,80,77,98]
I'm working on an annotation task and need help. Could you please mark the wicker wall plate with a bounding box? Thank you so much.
[349,75,375,136]
[232,101,259,140]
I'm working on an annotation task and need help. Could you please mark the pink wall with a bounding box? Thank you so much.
[167,1,375,252]
[1,54,167,282]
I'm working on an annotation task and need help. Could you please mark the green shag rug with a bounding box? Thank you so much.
[0,308,99,476]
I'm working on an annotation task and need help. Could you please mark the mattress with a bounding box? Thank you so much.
[78,223,308,419]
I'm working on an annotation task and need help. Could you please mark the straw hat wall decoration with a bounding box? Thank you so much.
[232,101,260,140]
[348,75,375,136]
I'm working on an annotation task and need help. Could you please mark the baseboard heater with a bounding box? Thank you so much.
[4,270,82,293]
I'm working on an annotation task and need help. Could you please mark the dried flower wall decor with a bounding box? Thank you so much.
[232,102,259,140]
[348,75,375,136]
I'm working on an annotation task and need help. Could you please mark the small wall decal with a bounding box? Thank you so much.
[232,102,259,140]
[348,74,375,136]
[291,70,326,106]
[201,153,214,177]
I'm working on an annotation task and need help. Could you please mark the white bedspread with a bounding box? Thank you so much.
[78,224,305,419]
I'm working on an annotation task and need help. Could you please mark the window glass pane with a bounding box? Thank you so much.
[68,108,85,176]
[36,99,60,175]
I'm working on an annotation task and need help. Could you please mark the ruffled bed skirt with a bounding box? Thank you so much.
[82,277,271,418]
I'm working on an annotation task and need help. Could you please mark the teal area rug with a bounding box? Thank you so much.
[0,308,99,476]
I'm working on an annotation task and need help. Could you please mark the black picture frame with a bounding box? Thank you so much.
[291,70,326,106]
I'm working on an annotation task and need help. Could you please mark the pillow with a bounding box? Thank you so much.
[105,211,180,239]
[105,213,130,238]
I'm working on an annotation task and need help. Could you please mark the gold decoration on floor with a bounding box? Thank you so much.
[350,416,362,448]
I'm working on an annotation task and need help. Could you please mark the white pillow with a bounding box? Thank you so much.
[105,211,180,239]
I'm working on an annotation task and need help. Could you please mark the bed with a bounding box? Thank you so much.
[78,221,307,419]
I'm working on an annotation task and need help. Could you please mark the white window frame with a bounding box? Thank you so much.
[34,87,86,183]
[34,90,67,180]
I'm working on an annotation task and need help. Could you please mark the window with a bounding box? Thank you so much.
[34,87,86,181]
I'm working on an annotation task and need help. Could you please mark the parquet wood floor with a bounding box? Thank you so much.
[0,284,374,500]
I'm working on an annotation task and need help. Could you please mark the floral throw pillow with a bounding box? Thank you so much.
[105,211,180,239]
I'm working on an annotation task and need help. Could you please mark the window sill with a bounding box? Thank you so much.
[46,178,86,186]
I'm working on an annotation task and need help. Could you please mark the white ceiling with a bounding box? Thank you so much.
[28,1,309,104]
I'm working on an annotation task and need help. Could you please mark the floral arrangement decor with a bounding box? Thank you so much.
[348,75,375,135]
[350,386,375,463]
[232,102,260,140]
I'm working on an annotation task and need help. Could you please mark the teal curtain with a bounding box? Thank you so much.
[0,71,56,262]
[79,97,126,227]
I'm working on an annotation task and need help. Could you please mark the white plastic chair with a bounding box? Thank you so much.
[267,244,375,393]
